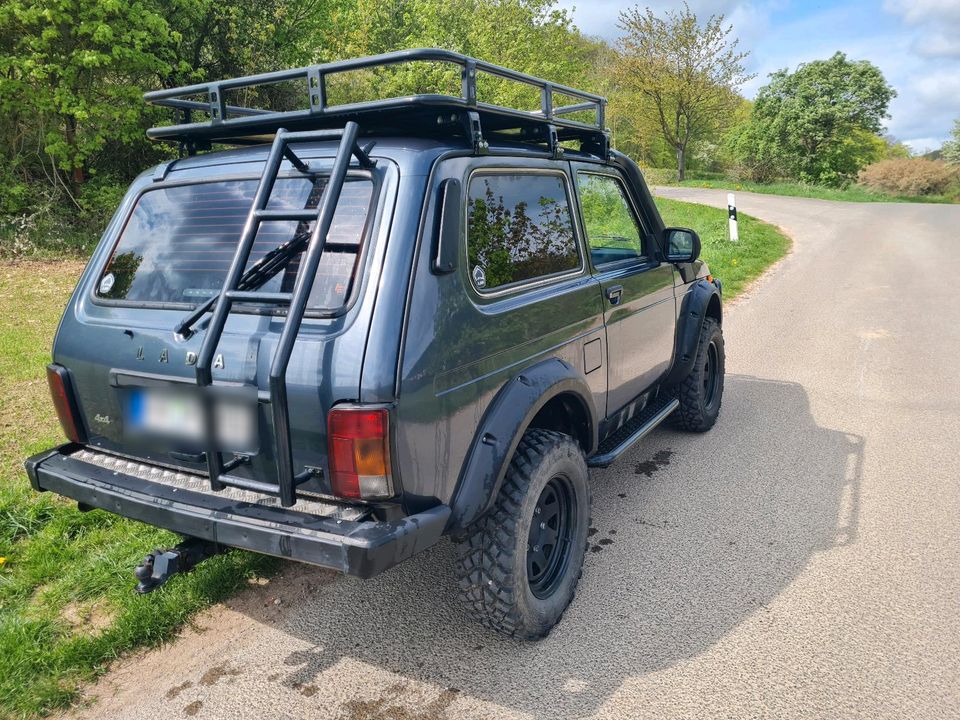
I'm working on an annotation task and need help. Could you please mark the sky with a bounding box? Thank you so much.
[556,0,960,153]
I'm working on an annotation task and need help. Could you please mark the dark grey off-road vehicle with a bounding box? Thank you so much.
[25,49,724,638]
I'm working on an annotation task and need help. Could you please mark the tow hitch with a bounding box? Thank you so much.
[134,537,226,594]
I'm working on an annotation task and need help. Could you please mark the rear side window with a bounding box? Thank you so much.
[95,177,374,310]
[466,172,580,292]
[576,172,646,266]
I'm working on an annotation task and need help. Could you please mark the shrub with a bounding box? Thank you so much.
[78,177,126,229]
[858,158,958,197]
[640,167,678,186]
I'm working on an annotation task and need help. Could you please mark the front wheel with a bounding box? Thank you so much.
[673,317,725,432]
[455,429,590,639]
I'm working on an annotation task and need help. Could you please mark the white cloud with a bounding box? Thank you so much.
[913,33,960,59]
[903,137,942,154]
[883,0,960,26]
[884,0,960,59]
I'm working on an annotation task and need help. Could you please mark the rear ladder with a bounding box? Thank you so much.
[191,121,374,507]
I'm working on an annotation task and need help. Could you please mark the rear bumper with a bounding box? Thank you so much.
[25,445,449,579]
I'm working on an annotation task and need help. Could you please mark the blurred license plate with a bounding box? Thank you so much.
[124,387,256,453]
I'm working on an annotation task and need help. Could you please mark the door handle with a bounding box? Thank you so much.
[605,285,624,305]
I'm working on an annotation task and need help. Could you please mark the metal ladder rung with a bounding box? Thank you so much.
[217,474,285,496]
[225,290,292,304]
[255,209,318,222]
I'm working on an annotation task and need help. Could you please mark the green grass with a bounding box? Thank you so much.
[0,199,787,718]
[0,261,278,719]
[672,178,958,204]
[654,197,791,298]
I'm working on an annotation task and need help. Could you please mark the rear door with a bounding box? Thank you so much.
[54,152,395,498]
[570,164,677,414]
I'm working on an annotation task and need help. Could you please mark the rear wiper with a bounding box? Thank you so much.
[174,230,310,338]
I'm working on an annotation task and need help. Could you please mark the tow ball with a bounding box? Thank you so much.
[134,538,226,594]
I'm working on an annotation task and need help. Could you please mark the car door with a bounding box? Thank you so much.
[571,164,677,414]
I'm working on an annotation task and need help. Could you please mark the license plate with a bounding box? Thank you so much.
[124,387,257,453]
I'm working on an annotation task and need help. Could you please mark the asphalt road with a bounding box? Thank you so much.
[69,189,960,720]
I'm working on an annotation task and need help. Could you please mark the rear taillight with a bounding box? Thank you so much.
[46,364,85,444]
[327,407,393,500]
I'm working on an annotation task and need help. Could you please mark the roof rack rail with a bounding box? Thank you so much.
[144,48,609,157]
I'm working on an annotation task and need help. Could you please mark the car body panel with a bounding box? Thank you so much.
[393,154,605,512]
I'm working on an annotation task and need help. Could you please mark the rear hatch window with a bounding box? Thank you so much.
[95,176,374,310]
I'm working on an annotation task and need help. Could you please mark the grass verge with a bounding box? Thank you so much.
[654,197,791,298]
[0,262,278,720]
[671,178,957,204]
[0,197,787,718]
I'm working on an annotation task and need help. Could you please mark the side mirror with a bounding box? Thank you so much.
[664,227,701,263]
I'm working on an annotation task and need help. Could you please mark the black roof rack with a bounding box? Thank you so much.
[144,48,609,157]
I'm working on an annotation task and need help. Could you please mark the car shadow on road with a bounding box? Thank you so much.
[242,374,864,718]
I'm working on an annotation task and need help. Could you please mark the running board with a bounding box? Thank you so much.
[587,398,679,468]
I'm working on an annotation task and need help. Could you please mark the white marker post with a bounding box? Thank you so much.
[727,192,739,242]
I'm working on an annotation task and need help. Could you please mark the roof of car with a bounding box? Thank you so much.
[148,135,610,185]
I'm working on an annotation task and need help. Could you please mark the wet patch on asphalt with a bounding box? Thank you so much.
[199,663,240,686]
[635,449,674,477]
[165,681,193,700]
[337,681,460,720]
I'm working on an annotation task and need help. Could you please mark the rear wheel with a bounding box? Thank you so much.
[455,429,590,639]
[673,317,724,432]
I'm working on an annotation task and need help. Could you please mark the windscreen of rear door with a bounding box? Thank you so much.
[94,176,374,311]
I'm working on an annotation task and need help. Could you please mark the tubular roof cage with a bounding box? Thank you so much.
[144,48,609,155]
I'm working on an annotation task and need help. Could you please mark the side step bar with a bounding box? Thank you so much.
[587,397,679,468]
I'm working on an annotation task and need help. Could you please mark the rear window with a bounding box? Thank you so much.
[466,172,580,292]
[95,177,374,310]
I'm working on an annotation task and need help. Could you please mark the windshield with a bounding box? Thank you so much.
[95,176,374,310]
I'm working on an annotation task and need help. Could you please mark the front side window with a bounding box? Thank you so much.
[96,177,374,310]
[466,172,580,292]
[576,172,645,266]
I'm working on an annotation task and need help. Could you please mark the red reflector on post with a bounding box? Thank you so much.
[327,407,392,500]
[46,364,84,444]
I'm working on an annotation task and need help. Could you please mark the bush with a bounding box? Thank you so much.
[639,167,678,186]
[858,158,959,197]
[0,174,125,258]
[77,177,126,229]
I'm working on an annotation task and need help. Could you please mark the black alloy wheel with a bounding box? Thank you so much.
[526,475,576,599]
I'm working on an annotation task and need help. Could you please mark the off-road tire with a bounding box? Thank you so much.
[673,316,724,432]
[455,429,590,639]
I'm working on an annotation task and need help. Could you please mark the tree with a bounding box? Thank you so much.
[0,0,176,189]
[941,119,960,165]
[738,52,896,186]
[327,0,594,109]
[614,2,752,180]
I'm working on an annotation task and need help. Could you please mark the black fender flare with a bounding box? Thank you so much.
[447,357,598,533]
[663,279,722,387]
